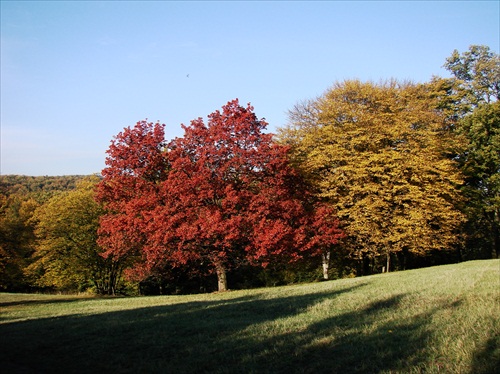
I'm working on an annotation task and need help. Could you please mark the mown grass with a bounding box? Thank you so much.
[1,260,499,373]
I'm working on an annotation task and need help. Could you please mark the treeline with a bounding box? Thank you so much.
[277,45,499,273]
[0,175,90,291]
[0,175,88,199]
[1,45,498,295]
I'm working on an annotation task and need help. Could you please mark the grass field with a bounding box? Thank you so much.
[1,260,499,373]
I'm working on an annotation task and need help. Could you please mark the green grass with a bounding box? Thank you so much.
[1,260,499,373]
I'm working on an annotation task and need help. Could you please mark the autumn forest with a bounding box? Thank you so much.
[1,45,498,295]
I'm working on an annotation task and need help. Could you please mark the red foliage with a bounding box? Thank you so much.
[304,203,346,256]
[97,101,343,290]
[96,121,168,262]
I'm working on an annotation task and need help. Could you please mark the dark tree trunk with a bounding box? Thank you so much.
[362,254,372,275]
[493,220,499,259]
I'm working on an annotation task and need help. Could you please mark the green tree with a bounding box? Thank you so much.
[26,176,124,294]
[442,45,500,259]
[279,80,465,273]
[459,102,500,258]
[444,45,499,106]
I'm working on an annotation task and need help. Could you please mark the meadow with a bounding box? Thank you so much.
[1,260,499,373]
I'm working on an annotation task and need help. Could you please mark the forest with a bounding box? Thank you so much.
[1,45,498,295]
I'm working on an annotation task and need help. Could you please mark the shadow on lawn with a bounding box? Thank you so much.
[0,283,459,374]
[241,294,432,373]
[470,331,500,374]
[0,297,94,308]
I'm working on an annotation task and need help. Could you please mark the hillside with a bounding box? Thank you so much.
[1,260,498,373]
[0,175,91,199]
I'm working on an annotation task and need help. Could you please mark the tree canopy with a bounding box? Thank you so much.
[456,101,500,259]
[1,45,497,294]
[279,80,466,272]
[441,45,500,259]
[444,45,500,106]
[26,177,124,294]
[97,100,343,291]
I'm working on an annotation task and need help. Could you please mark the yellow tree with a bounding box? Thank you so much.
[0,194,38,291]
[26,176,124,294]
[279,80,465,273]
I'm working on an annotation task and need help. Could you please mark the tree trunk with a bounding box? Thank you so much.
[362,254,371,275]
[322,251,331,280]
[493,210,499,259]
[215,261,228,292]
[402,248,408,270]
[493,222,499,259]
[386,252,390,273]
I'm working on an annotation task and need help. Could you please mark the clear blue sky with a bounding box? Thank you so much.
[1,1,499,176]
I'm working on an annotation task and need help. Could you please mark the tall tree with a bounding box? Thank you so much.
[279,80,465,273]
[96,120,169,280]
[458,102,500,258]
[444,45,500,105]
[442,45,500,259]
[98,100,343,291]
[27,176,124,294]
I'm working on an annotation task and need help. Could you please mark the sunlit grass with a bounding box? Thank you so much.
[1,260,499,373]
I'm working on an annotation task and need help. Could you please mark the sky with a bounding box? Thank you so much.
[1,1,499,176]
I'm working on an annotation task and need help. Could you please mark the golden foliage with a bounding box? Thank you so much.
[25,176,108,291]
[279,80,466,263]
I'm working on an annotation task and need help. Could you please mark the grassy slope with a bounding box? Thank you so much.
[1,260,498,373]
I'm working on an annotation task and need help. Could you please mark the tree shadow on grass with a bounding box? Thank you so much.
[0,297,95,308]
[0,283,461,373]
[0,296,106,324]
[234,294,437,373]
[470,332,500,374]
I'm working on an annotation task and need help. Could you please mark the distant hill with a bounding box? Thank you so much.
[0,175,93,201]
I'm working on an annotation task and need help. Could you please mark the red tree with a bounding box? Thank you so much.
[96,120,168,269]
[97,100,343,291]
[304,203,345,280]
